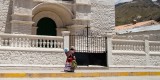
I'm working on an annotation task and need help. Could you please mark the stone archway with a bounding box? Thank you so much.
[37,17,57,36]
[32,3,74,36]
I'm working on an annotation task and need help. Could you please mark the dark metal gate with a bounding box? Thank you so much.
[69,35,107,66]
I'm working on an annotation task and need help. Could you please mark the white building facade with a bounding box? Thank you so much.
[0,0,115,67]
[0,0,115,35]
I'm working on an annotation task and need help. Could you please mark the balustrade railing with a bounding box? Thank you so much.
[149,41,160,52]
[112,39,145,51]
[0,34,63,49]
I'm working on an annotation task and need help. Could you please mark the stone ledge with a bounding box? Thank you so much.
[11,13,33,17]
[149,52,160,55]
[0,47,63,52]
[11,20,34,25]
[112,50,146,55]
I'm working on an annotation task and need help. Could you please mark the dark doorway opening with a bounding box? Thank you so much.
[37,17,57,36]
[75,52,107,66]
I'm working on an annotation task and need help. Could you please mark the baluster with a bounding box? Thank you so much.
[122,44,124,50]
[42,39,46,48]
[39,39,42,48]
[17,38,20,47]
[31,39,35,47]
[130,43,133,51]
[124,43,128,50]
[4,39,8,46]
[21,38,23,47]
[25,38,28,47]
[10,38,13,47]
[152,45,155,51]
[54,40,57,48]
[36,39,39,48]
[56,41,59,48]
[116,43,120,50]
[46,40,49,48]
[156,45,158,51]
[127,43,130,50]
[136,44,138,51]
[139,45,141,51]
[120,44,123,50]
[137,44,140,51]
[116,43,118,50]
[125,44,127,50]
[150,45,153,51]
[28,38,31,48]
[113,43,115,50]
[24,38,27,47]
[134,44,136,51]
[142,45,144,51]
[22,38,25,47]
[2,39,4,46]
[14,38,17,47]
[141,45,143,51]
[149,46,151,51]
[123,44,125,50]
[114,43,117,50]
[153,45,155,51]
[9,39,11,46]
[50,40,53,48]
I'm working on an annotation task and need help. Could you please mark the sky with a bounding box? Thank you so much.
[115,0,157,4]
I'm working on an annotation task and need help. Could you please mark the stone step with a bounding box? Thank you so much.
[0,65,108,70]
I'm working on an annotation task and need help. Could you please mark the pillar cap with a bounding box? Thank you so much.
[62,31,70,36]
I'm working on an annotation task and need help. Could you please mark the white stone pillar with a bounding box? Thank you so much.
[144,35,150,66]
[62,31,70,50]
[106,33,113,67]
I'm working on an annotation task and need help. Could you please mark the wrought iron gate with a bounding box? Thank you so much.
[69,34,107,66]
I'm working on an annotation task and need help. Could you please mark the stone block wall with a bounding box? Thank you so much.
[150,55,160,66]
[0,49,66,65]
[112,54,146,66]
[90,0,115,35]
[0,0,12,33]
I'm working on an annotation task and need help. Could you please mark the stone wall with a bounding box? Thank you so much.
[90,0,115,35]
[150,55,160,66]
[0,49,66,65]
[112,54,146,66]
[0,0,12,33]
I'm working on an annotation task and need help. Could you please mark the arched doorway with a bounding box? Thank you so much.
[37,17,57,36]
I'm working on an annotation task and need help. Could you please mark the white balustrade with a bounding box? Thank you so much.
[112,39,145,51]
[0,34,63,49]
[149,41,160,52]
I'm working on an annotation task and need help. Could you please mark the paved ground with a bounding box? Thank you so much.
[0,76,160,80]
[0,66,160,80]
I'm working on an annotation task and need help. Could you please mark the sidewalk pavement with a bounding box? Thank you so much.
[0,67,160,78]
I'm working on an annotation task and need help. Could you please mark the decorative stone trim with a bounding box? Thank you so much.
[11,20,34,25]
